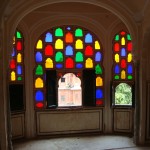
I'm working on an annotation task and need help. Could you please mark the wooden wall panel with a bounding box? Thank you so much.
[36,109,103,135]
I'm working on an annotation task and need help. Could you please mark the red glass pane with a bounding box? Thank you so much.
[85,46,93,56]
[10,59,16,69]
[17,41,22,50]
[114,43,120,52]
[96,99,103,105]
[120,31,126,35]
[65,32,73,43]
[36,102,44,108]
[66,58,74,68]
[121,59,126,68]
[45,45,53,56]
[127,42,132,51]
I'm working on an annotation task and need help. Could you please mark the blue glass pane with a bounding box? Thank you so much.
[35,91,44,101]
[35,52,42,62]
[127,65,133,74]
[95,52,102,62]
[115,65,120,74]
[121,48,126,56]
[67,27,71,30]
[76,63,83,68]
[45,32,52,42]
[96,89,103,99]
[17,65,22,75]
[85,33,93,43]
[56,63,63,69]
[65,45,73,56]
[12,48,16,57]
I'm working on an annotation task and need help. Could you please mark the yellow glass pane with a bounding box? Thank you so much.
[115,54,119,63]
[13,36,15,44]
[36,40,43,49]
[96,77,103,86]
[35,78,43,88]
[85,58,93,68]
[11,71,16,81]
[17,53,22,63]
[121,37,125,45]
[121,70,126,79]
[55,39,63,49]
[75,39,83,49]
[45,58,53,68]
[95,41,100,50]
[127,53,132,62]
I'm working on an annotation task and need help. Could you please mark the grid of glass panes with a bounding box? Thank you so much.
[34,26,104,108]
[9,30,24,82]
[113,31,134,80]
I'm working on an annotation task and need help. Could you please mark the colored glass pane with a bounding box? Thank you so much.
[127,53,132,62]
[75,52,83,62]
[36,65,43,75]
[95,52,102,62]
[85,33,93,43]
[96,89,103,99]
[115,34,119,41]
[36,40,43,49]
[127,65,133,74]
[36,102,44,108]
[11,71,16,81]
[35,78,44,88]
[95,64,102,74]
[17,53,22,63]
[17,77,22,81]
[114,75,119,80]
[35,91,44,101]
[12,48,16,57]
[115,54,119,63]
[55,52,63,62]
[85,58,93,68]
[17,41,22,50]
[55,39,63,49]
[127,34,131,40]
[95,41,100,50]
[128,75,133,79]
[75,39,83,49]
[96,100,103,105]
[75,28,83,37]
[65,45,73,56]
[121,37,125,45]
[16,31,22,38]
[17,65,22,75]
[120,31,126,35]
[85,46,93,56]
[127,42,132,51]
[96,77,103,86]
[45,58,53,68]
[10,59,16,69]
[121,48,126,56]
[76,63,83,69]
[115,64,120,74]
[66,58,74,68]
[114,43,119,52]
[55,28,63,36]
[65,32,73,43]
[121,70,126,79]
[35,52,42,62]
[121,59,126,68]
[45,45,53,56]
[45,32,52,42]
[56,64,63,69]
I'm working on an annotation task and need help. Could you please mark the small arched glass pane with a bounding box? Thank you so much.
[127,53,132,62]
[121,70,126,79]
[55,52,63,62]
[95,64,102,74]
[35,65,43,75]
[11,71,16,81]
[75,52,83,62]
[115,54,119,63]
[127,65,133,74]
[17,65,22,75]
[95,52,102,62]
[85,46,93,56]
[35,78,44,88]
[114,64,120,74]
[17,41,22,50]
[45,58,53,68]
[95,41,100,50]
[65,32,73,43]
[96,89,103,99]
[65,45,73,56]
[16,31,22,38]
[35,52,42,63]
[35,91,44,101]
[45,32,52,42]
[85,58,93,68]
[10,59,16,69]
[121,37,125,45]
[36,40,43,49]
[45,45,53,56]
[114,43,120,52]
[85,33,93,43]
[55,28,63,36]
[75,28,83,37]
[121,48,126,56]
[96,77,103,86]
[17,53,22,63]
[75,39,83,49]
[55,39,63,49]
[66,58,74,68]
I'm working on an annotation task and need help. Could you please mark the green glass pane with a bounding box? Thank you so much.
[95,64,102,74]
[55,52,63,62]
[17,77,22,81]
[16,31,22,38]
[75,52,83,62]
[55,28,63,36]
[36,65,43,75]
[115,34,119,41]
[127,34,131,40]
[128,75,133,79]
[75,28,83,37]
[114,75,119,80]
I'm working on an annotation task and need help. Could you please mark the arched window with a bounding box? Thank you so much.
[34,26,104,109]
[112,30,134,106]
[9,29,25,111]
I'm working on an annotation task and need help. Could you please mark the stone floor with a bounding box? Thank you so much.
[13,135,150,150]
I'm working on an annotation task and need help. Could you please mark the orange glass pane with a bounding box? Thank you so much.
[121,70,126,79]
[17,53,22,63]
[36,40,43,49]
[85,58,93,68]
[35,78,44,88]
[127,53,132,62]
[55,39,63,49]
[11,71,16,81]
[96,77,103,86]
[65,32,73,43]
[45,58,53,68]
[75,39,83,49]
[115,54,119,63]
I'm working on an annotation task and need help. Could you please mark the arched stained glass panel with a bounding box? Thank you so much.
[45,45,53,56]
[45,32,52,42]
[85,46,93,56]
[65,45,73,56]
[65,32,73,43]
[85,33,93,43]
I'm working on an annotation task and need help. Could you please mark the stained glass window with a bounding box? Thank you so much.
[34,26,104,109]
